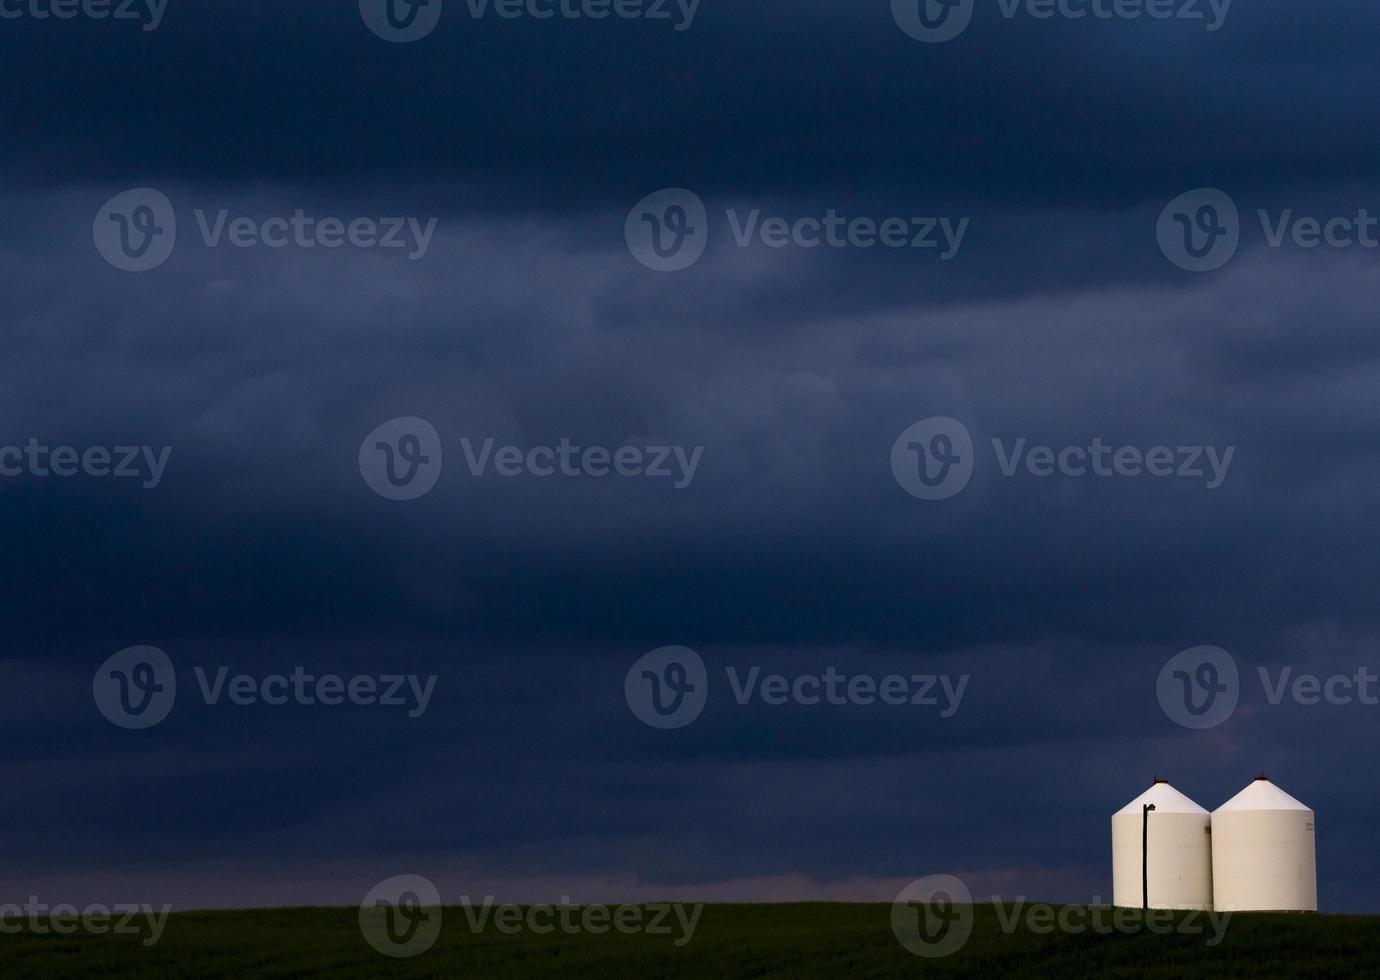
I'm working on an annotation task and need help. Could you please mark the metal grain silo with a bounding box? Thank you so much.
[1211,776,1317,912]
[1112,779,1214,910]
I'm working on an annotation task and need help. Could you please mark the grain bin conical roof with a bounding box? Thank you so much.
[1215,777,1310,812]
[1115,780,1208,815]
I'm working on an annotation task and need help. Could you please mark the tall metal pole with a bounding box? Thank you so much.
[1142,803,1157,911]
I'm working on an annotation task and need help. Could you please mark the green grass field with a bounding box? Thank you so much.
[3,903,1376,978]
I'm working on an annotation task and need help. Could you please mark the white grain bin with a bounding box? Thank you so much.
[1112,779,1213,910]
[1211,777,1317,912]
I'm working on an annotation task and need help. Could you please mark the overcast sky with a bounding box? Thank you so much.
[3,0,1380,915]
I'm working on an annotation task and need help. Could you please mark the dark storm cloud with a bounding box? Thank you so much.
[3,1,1379,205]
[4,0,1380,919]
[6,190,1380,649]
